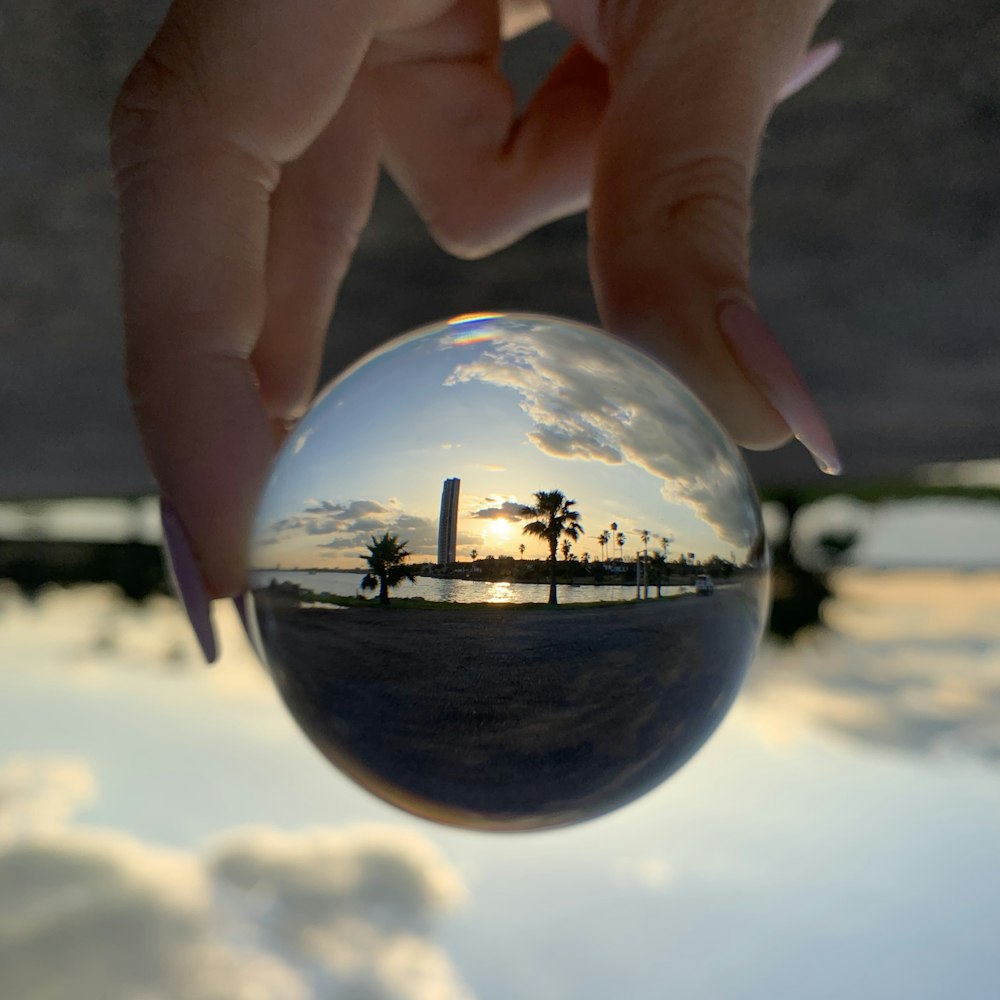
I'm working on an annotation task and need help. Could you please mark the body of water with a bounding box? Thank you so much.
[251,569,690,605]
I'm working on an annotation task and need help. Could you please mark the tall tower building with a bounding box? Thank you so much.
[437,477,460,566]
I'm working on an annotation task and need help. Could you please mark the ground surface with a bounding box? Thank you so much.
[252,587,764,829]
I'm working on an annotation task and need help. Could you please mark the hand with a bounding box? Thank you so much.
[112,0,841,661]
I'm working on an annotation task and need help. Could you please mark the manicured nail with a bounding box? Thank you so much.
[718,298,843,476]
[160,498,218,664]
[777,39,842,102]
[233,591,263,659]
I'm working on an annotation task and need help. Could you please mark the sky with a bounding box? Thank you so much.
[251,315,763,570]
[2,572,1000,999]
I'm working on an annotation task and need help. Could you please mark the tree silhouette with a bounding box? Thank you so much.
[616,531,626,561]
[598,530,610,562]
[519,543,525,560]
[360,532,417,605]
[522,490,583,605]
[470,548,478,562]
[649,552,669,597]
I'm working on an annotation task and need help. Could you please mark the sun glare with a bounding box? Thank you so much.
[486,518,512,544]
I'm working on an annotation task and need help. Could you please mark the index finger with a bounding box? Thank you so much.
[111,0,375,599]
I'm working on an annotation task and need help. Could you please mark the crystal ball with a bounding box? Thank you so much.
[247,313,769,830]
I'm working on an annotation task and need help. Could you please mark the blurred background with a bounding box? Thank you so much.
[2,2,999,998]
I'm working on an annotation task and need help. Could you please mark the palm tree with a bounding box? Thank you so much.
[649,552,668,597]
[519,543,525,560]
[610,522,618,560]
[522,490,583,605]
[470,548,478,562]
[598,530,610,562]
[616,531,626,562]
[360,532,417,605]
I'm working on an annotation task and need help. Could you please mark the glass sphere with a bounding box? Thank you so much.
[247,313,769,830]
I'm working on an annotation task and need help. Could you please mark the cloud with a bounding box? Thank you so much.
[611,855,674,892]
[320,537,369,550]
[0,757,473,1000]
[292,428,315,455]
[470,501,531,521]
[746,570,1000,764]
[441,323,760,551]
[266,500,439,562]
[0,756,96,840]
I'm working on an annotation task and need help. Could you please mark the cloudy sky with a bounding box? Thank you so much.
[2,573,1000,999]
[252,316,762,570]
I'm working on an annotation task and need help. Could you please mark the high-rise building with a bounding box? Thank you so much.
[437,477,460,566]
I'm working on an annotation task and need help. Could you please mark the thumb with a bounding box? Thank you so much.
[588,1,840,474]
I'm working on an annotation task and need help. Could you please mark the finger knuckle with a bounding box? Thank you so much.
[109,21,210,171]
[647,154,751,276]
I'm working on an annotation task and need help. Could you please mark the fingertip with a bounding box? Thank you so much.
[777,39,843,102]
[718,298,842,477]
[160,498,218,665]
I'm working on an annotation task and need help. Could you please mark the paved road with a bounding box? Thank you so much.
[253,587,764,828]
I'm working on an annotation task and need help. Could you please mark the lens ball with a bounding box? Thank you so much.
[248,313,769,830]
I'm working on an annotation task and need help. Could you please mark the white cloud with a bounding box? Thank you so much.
[747,571,1000,763]
[263,500,439,560]
[0,756,96,841]
[0,757,473,1000]
[441,324,760,551]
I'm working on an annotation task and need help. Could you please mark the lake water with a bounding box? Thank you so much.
[252,568,689,605]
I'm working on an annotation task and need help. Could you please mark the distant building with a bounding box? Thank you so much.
[437,478,460,566]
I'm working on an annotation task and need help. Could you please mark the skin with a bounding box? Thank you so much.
[112,0,839,605]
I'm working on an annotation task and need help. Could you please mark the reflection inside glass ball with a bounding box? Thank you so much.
[247,313,769,830]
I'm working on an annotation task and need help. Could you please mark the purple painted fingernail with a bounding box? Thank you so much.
[160,498,218,664]
[718,298,843,476]
[233,591,262,659]
[777,39,843,102]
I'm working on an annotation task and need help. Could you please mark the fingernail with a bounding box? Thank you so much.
[160,498,218,664]
[777,39,843,102]
[233,591,262,659]
[718,298,843,476]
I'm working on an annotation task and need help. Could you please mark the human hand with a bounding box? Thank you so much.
[112,0,841,661]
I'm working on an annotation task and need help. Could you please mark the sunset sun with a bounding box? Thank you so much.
[485,517,512,544]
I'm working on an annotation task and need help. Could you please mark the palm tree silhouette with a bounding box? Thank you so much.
[522,490,583,605]
[616,531,626,562]
[519,543,525,560]
[360,532,417,605]
[470,548,478,562]
[610,522,618,560]
[649,552,668,597]
[598,530,610,562]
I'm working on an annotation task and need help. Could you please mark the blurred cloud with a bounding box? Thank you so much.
[611,855,674,892]
[0,583,273,701]
[0,756,96,840]
[747,571,1000,763]
[442,324,759,551]
[791,496,1000,572]
[0,756,473,1000]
